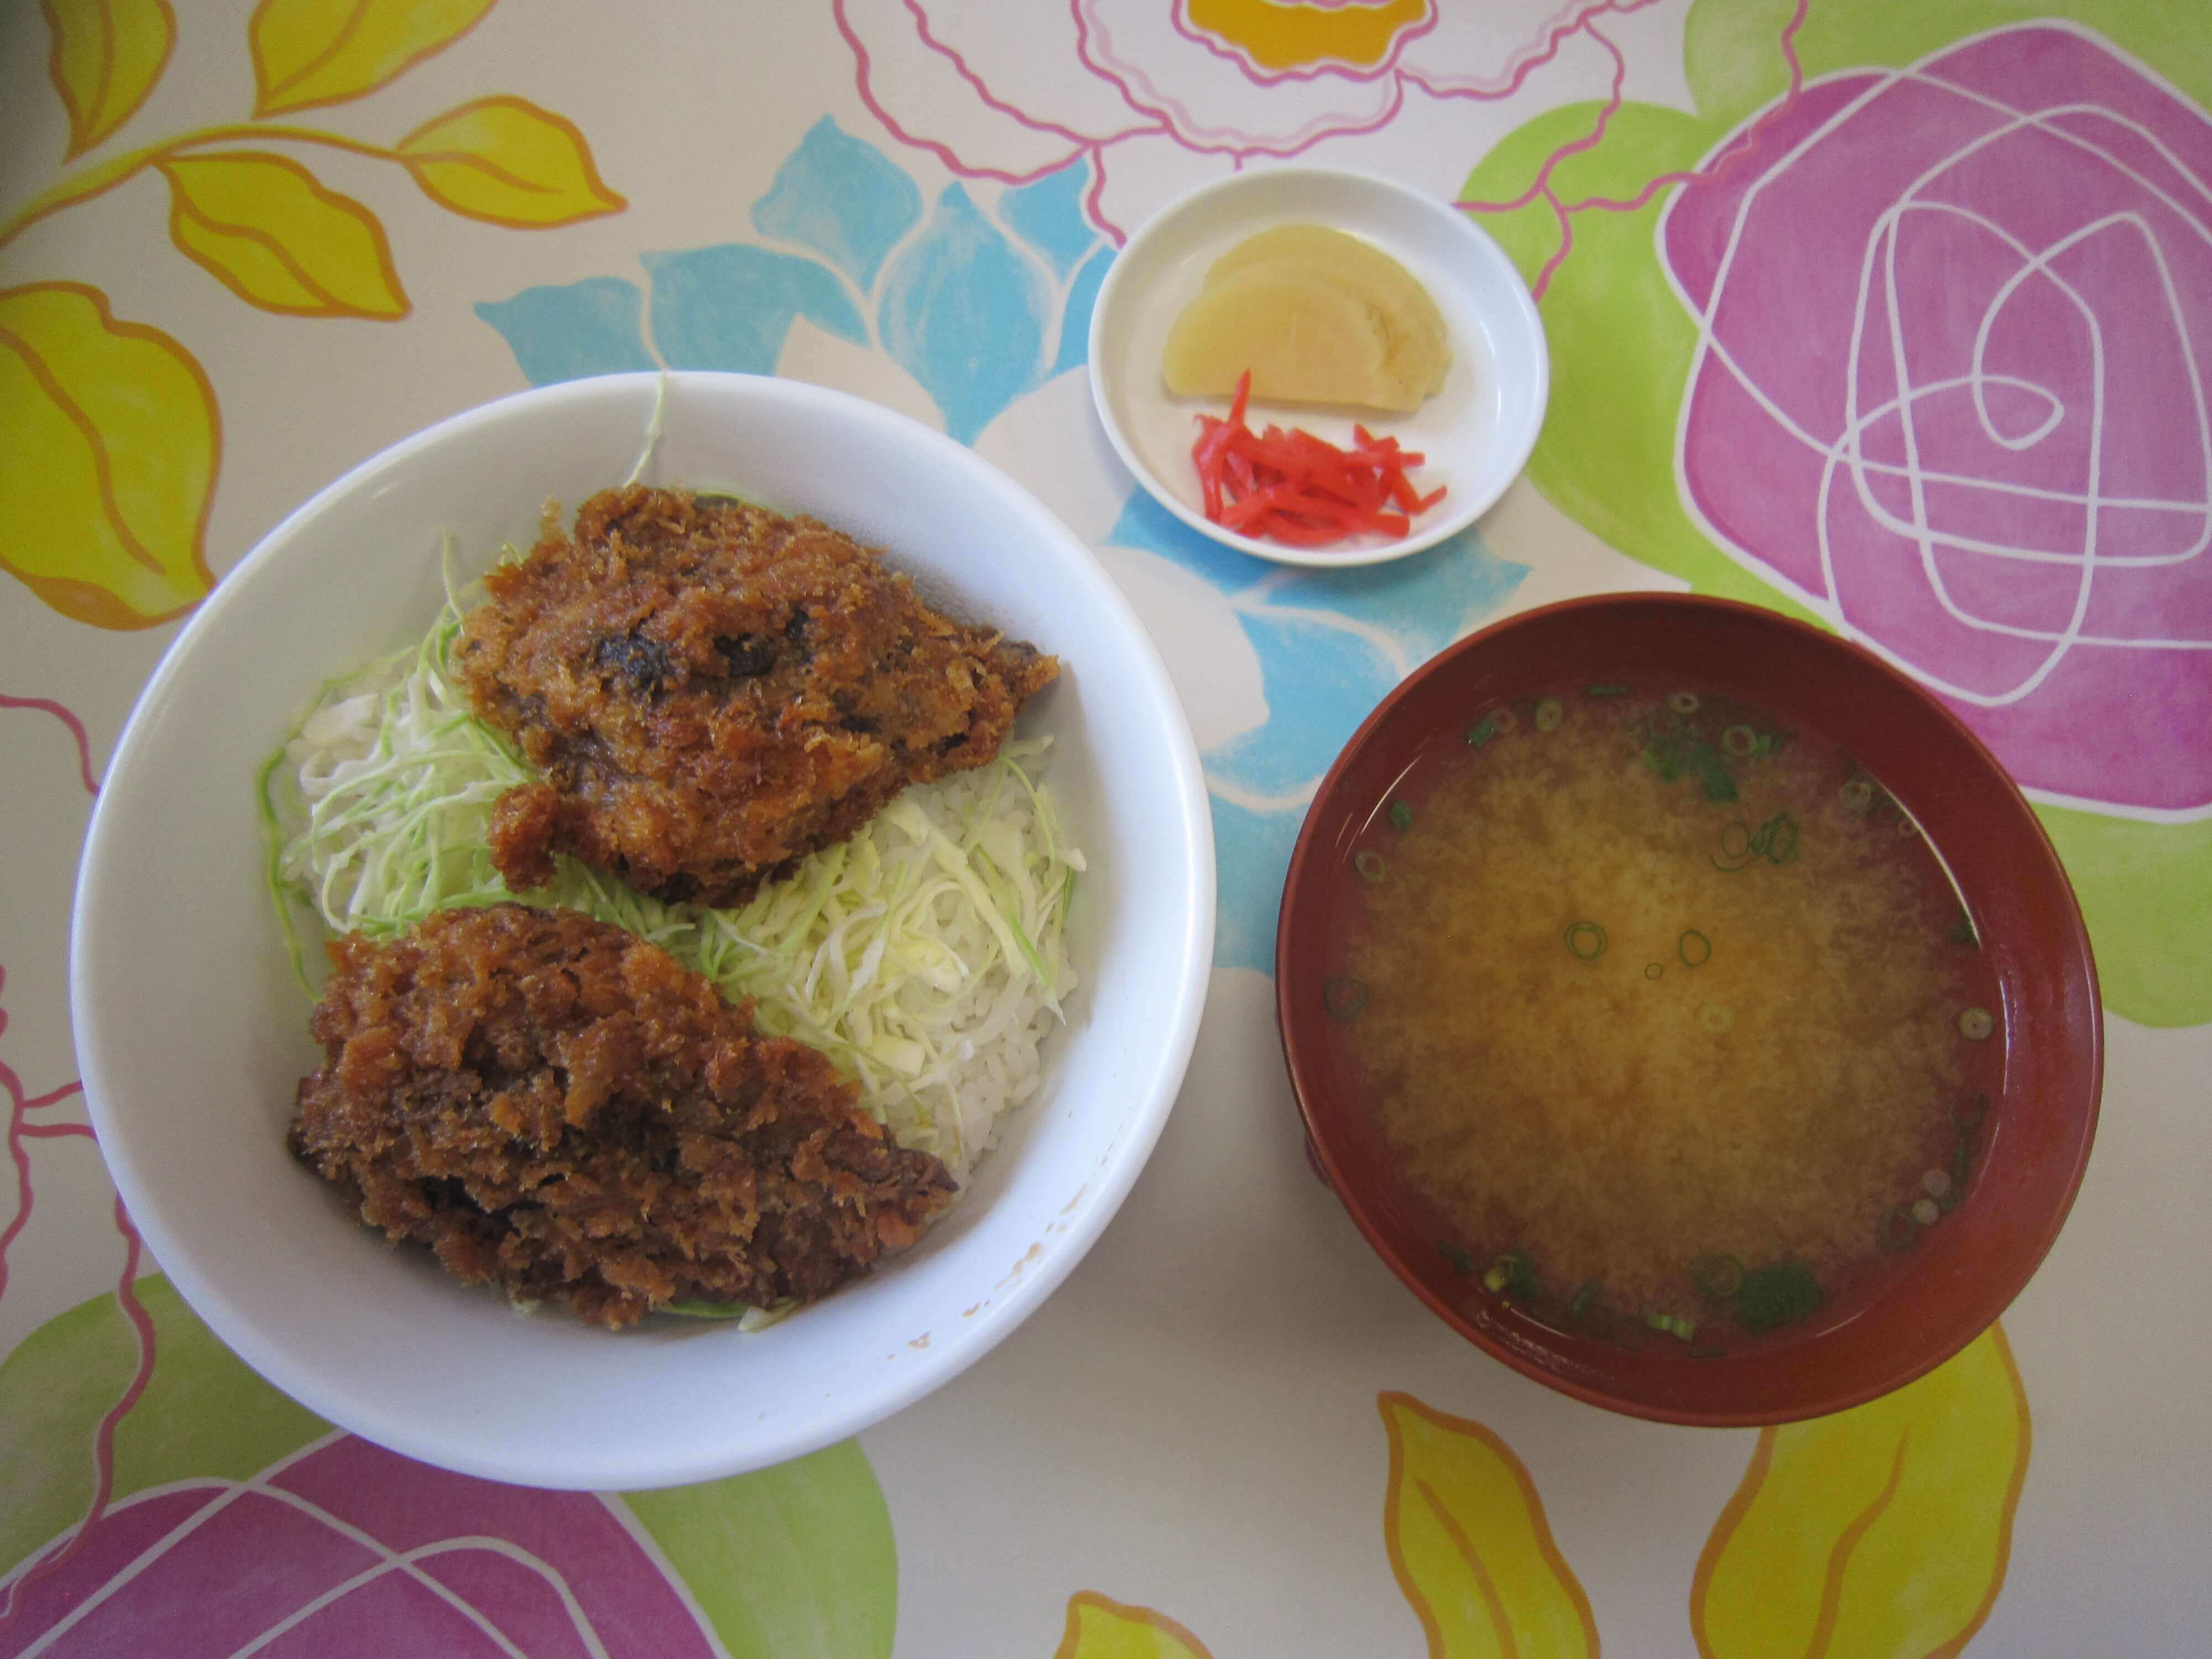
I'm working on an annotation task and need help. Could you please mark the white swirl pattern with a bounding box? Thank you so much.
[1663,23,2212,816]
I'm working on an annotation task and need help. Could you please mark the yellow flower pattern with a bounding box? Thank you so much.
[0,0,620,628]
[1692,1328,2031,1659]
[1053,1592,1217,1659]
[1186,0,1429,72]
[41,0,176,158]
[0,281,218,628]
[1059,1334,2026,1657]
[1380,1392,1600,1659]
[248,0,498,116]
[156,150,408,319]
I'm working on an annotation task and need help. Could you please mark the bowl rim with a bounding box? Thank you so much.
[1086,163,1550,570]
[70,369,1218,1487]
[1275,590,2103,1426]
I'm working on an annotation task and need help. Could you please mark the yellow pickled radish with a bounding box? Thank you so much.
[1206,223,1449,397]
[1161,222,1450,412]
[1162,265,1410,408]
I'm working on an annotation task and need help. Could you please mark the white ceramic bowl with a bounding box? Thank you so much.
[72,373,1214,1491]
[1089,166,1549,568]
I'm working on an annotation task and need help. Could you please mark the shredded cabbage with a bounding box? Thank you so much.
[265,571,1082,1186]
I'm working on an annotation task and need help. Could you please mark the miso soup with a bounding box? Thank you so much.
[1321,684,1998,1347]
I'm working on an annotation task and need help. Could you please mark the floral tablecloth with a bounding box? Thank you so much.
[3,2,2207,1654]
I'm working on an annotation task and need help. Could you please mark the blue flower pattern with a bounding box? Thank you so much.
[476,119,1530,973]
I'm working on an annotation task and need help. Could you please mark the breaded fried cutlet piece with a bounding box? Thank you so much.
[288,904,956,1328]
[456,485,1059,906]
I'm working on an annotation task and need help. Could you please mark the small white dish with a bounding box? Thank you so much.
[72,373,1214,1491]
[1089,166,1549,568]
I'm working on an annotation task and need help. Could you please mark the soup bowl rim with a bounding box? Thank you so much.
[1275,589,2102,1426]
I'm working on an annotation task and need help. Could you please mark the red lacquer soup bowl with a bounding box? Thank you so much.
[1275,594,2101,1425]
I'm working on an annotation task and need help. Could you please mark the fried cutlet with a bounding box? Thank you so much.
[455,485,1059,907]
[288,904,956,1328]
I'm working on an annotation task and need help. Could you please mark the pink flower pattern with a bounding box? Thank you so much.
[0,1435,720,1656]
[833,0,1673,242]
[0,703,151,1642]
[1665,23,2212,816]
